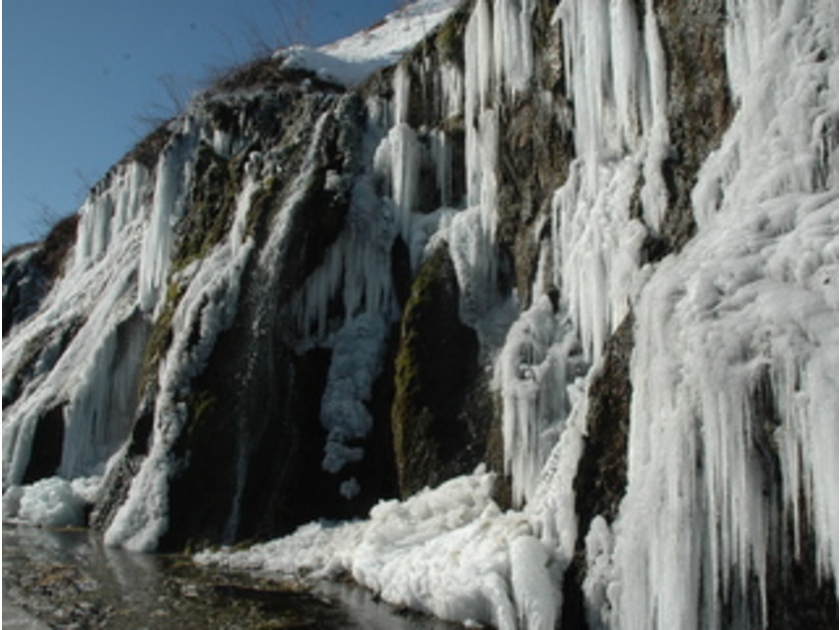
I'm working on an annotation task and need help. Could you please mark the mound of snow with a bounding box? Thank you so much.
[198,468,559,629]
[278,0,461,85]
[4,477,89,528]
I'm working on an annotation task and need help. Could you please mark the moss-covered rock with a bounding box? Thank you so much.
[172,144,242,272]
[140,280,185,391]
[391,245,494,497]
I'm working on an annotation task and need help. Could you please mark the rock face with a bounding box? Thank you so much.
[391,245,494,497]
[3,0,837,627]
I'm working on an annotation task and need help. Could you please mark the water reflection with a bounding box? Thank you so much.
[3,524,456,629]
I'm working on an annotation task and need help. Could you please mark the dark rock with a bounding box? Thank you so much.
[21,405,66,485]
[391,245,494,497]
[655,0,734,253]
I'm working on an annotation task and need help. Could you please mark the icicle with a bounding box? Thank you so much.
[138,134,193,313]
[320,313,388,476]
[608,0,839,626]
[440,62,464,119]
[393,63,412,125]
[494,295,584,505]
[492,0,536,95]
[464,0,494,117]
[74,162,150,270]
[638,0,670,231]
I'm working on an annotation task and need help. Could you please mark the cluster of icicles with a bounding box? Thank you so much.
[3,0,836,627]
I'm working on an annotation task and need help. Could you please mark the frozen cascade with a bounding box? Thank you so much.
[494,295,585,505]
[490,0,665,509]
[74,162,150,270]
[605,0,839,628]
[105,162,262,551]
[551,0,667,363]
[477,0,663,517]
[138,122,199,314]
[2,173,151,521]
[2,0,836,626]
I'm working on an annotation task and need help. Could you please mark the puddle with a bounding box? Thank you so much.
[2,523,457,629]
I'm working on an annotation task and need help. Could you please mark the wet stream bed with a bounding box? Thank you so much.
[2,524,457,629]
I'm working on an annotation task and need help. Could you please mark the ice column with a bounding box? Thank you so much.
[550,0,666,362]
[74,162,149,270]
[609,0,838,627]
[138,127,196,313]
[494,296,585,505]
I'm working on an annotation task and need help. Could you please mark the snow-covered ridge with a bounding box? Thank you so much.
[279,0,462,85]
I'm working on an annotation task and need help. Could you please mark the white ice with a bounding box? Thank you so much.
[607,0,839,628]
[198,468,561,630]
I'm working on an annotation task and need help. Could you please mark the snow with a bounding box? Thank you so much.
[280,0,461,87]
[2,0,836,626]
[198,468,561,630]
[509,535,558,630]
[5,477,88,528]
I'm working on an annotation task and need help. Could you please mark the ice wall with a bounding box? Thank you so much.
[3,0,836,626]
[3,161,152,488]
[598,0,839,627]
[491,0,665,507]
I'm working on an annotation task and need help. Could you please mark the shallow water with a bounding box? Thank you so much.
[2,523,456,629]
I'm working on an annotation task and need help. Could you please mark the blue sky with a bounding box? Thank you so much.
[3,0,401,250]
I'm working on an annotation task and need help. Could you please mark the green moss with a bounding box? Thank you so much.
[391,247,461,496]
[173,145,243,271]
[435,18,463,66]
[245,175,282,240]
[141,280,185,391]
[184,389,219,440]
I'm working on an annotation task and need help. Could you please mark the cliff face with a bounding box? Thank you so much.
[3,0,838,627]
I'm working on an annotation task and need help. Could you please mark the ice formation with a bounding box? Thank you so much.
[199,468,559,630]
[609,1,839,626]
[2,0,837,627]
[3,159,153,490]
